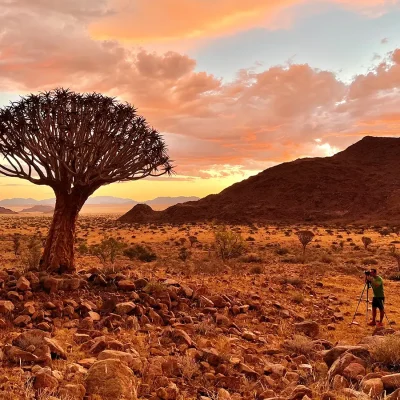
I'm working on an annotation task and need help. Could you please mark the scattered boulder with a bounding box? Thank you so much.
[85,359,137,400]
[382,374,400,390]
[294,321,320,338]
[323,346,370,367]
[361,378,384,397]
[16,276,31,291]
[0,300,15,314]
[97,349,141,370]
[342,362,366,380]
[59,384,86,400]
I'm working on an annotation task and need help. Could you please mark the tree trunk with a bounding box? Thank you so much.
[41,190,89,274]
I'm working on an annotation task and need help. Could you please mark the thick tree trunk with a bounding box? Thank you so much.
[41,190,89,274]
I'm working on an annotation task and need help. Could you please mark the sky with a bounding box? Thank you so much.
[0,0,400,201]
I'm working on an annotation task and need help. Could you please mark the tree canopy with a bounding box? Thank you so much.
[0,88,172,193]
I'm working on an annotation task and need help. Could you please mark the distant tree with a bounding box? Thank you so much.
[188,235,198,248]
[12,233,21,256]
[0,89,172,273]
[296,230,314,257]
[362,236,372,250]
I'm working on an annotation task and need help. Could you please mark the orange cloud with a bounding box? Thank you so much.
[88,0,396,45]
[89,0,295,43]
[1,1,400,180]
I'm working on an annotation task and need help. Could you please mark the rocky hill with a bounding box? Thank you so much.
[21,205,54,213]
[0,206,17,214]
[119,136,400,224]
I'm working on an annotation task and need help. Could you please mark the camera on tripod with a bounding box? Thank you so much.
[364,270,371,276]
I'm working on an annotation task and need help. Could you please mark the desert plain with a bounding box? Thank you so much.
[0,213,399,399]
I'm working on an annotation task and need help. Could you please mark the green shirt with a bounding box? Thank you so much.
[371,276,384,298]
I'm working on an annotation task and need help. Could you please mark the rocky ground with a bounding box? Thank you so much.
[0,217,400,400]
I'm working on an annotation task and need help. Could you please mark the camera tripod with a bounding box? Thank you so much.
[350,281,391,326]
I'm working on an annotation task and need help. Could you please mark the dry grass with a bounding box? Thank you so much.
[371,335,400,369]
[284,335,315,357]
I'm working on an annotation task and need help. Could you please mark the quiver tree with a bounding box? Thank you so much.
[0,89,172,273]
[362,236,372,250]
[296,230,314,258]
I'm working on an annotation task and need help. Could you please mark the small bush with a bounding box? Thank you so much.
[90,236,127,265]
[291,293,304,304]
[178,247,191,261]
[280,277,304,288]
[388,274,400,281]
[23,235,42,270]
[124,244,157,262]
[12,233,22,256]
[249,265,263,274]
[281,256,304,264]
[77,242,89,255]
[213,225,246,260]
[284,335,315,357]
[241,253,262,263]
[276,247,290,256]
[362,258,378,265]
[320,255,334,264]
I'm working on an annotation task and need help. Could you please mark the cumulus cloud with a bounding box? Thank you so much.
[0,0,400,180]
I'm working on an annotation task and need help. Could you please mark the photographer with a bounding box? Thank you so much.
[366,269,385,327]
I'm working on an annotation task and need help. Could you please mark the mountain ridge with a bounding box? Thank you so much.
[118,136,400,224]
[0,196,200,207]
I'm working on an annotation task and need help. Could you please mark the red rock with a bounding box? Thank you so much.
[16,276,31,291]
[59,384,86,400]
[362,378,384,397]
[33,371,59,392]
[85,359,137,400]
[0,300,15,314]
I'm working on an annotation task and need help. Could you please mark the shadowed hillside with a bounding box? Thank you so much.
[119,136,400,224]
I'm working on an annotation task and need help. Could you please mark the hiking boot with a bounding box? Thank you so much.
[367,321,376,326]
[376,322,384,327]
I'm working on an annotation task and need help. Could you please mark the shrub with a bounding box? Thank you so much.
[77,242,89,255]
[178,247,191,261]
[320,255,334,264]
[90,236,127,264]
[249,265,263,274]
[291,293,305,304]
[362,258,378,266]
[124,244,157,262]
[276,247,290,256]
[241,253,262,263]
[213,225,246,260]
[372,335,400,369]
[12,233,22,256]
[22,235,42,270]
[279,277,304,287]
[284,335,315,357]
[388,274,400,281]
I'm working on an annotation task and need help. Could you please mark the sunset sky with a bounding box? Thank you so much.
[0,0,400,201]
